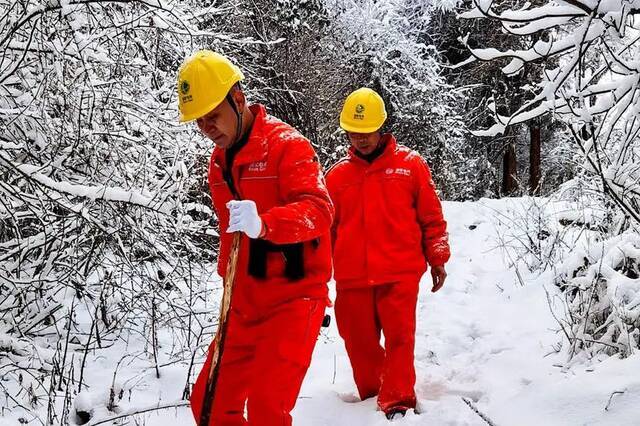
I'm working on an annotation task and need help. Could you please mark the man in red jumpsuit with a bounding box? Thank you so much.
[326,88,450,420]
[177,51,334,425]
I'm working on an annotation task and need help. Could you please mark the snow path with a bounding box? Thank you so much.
[292,200,559,425]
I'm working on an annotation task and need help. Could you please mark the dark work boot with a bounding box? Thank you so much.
[385,408,407,421]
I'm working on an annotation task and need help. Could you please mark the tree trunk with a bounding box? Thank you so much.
[529,120,541,194]
[502,133,518,195]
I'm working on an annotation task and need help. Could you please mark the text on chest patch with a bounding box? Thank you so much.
[385,168,411,177]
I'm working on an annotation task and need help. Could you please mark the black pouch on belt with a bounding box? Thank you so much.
[248,239,305,281]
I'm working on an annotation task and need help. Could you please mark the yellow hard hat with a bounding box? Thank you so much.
[339,88,387,133]
[177,50,244,122]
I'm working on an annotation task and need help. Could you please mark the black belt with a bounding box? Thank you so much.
[249,239,305,281]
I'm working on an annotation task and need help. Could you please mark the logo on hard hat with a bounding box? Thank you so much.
[355,104,365,114]
[180,80,190,95]
[180,80,193,103]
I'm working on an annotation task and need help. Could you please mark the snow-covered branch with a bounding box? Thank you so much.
[460,0,640,226]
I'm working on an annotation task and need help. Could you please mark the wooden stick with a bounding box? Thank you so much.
[198,232,241,426]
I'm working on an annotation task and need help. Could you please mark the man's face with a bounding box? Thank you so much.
[348,131,381,156]
[196,92,242,149]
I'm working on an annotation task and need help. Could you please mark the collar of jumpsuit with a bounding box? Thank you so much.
[212,103,268,170]
[224,120,252,171]
[348,133,397,167]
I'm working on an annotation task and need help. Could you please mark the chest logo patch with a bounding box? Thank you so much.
[385,168,411,177]
[247,161,267,172]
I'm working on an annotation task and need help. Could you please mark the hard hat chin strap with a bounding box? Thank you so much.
[226,92,243,145]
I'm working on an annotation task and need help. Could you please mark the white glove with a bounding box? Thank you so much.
[226,200,263,239]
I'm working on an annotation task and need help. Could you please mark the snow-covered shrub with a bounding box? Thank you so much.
[556,233,640,359]
[491,196,602,275]
[0,1,251,422]
[461,0,640,361]
[490,187,640,359]
[498,198,562,273]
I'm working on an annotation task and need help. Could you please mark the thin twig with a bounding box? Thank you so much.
[87,400,190,425]
[604,390,625,411]
[462,397,498,426]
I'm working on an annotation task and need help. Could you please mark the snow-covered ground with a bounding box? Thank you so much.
[295,200,640,426]
[12,199,638,426]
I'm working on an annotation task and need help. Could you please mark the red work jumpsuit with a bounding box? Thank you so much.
[325,134,450,414]
[190,104,334,425]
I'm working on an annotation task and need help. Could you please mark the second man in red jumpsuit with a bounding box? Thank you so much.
[326,88,451,420]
